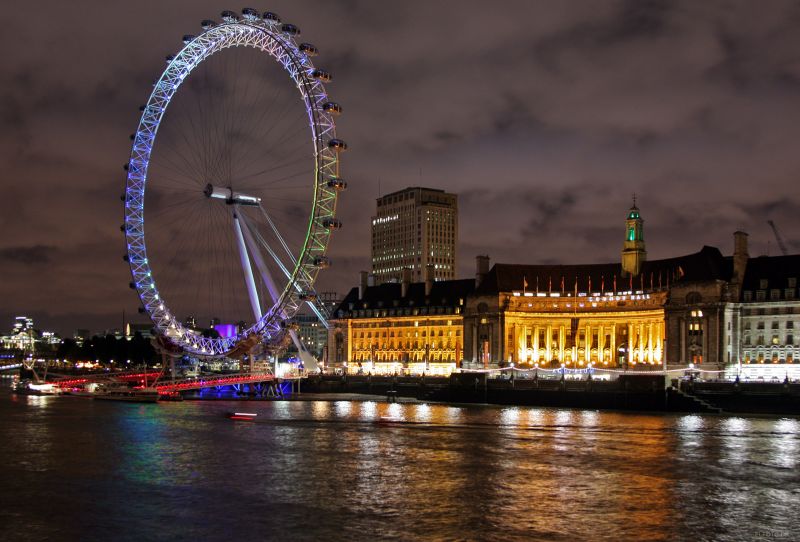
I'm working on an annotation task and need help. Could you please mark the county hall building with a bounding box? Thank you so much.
[328,201,798,379]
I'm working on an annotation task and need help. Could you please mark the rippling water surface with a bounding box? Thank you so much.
[1,387,798,541]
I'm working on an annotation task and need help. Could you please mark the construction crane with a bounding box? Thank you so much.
[767,220,789,256]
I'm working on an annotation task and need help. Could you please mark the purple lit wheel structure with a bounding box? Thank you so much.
[123,10,346,357]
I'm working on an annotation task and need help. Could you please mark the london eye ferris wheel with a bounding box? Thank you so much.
[122,9,346,358]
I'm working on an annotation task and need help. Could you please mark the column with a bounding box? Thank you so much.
[546,324,552,362]
[533,325,540,363]
[638,323,645,363]
[598,325,605,363]
[611,324,616,366]
[701,316,707,364]
[628,323,634,366]
[347,324,353,364]
[585,324,592,365]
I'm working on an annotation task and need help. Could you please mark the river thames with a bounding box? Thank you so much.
[0,387,797,541]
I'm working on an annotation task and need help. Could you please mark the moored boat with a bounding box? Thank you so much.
[93,384,160,403]
[13,379,62,396]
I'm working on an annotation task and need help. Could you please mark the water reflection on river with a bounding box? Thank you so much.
[1,391,798,541]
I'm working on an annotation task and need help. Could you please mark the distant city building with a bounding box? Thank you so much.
[103,328,124,340]
[125,323,154,339]
[292,314,327,358]
[2,316,36,352]
[288,292,340,359]
[0,316,61,357]
[371,187,457,284]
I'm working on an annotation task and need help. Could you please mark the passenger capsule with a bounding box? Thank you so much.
[299,43,318,56]
[123,253,130,262]
[123,163,129,171]
[327,177,347,190]
[201,19,216,30]
[241,7,259,20]
[120,194,127,202]
[313,256,331,269]
[328,139,348,152]
[182,34,195,44]
[165,54,175,63]
[322,218,342,230]
[129,133,136,140]
[310,69,332,83]
[137,307,146,314]
[221,10,239,23]
[281,23,300,36]
[299,292,318,302]
[139,105,146,111]
[322,102,342,115]
[129,282,137,290]
[120,224,126,233]
[262,11,281,24]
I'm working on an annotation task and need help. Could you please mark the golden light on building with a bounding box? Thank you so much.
[328,265,472,376]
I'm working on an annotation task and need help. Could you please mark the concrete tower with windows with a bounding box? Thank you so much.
[621,198,646,277]
[371,187,457,284]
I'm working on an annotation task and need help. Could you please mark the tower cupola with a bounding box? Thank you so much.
[621,195,646,277]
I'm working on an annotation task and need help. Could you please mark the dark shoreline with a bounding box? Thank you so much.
[293,374,800,416]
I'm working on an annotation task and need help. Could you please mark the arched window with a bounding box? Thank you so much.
[686,292,702,305]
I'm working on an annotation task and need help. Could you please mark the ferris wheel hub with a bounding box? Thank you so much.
[204,183,261,206]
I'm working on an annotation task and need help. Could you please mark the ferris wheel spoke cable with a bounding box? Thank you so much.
[238,211,281,307]
[221,48,244,189]
[149,141,207,188]
[242,211,295,284]
[156,109,210,186]
[163,98,206,185]
[226,54,269,169]
[232,155,310,187]
[255,203,308,241]
[231,108,312,181]
[258,204,299,266]
[235,168,312,194]
[149,202,210,317]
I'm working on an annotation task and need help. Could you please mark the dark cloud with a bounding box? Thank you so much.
[1,0,800,334]
[0,245,56,265]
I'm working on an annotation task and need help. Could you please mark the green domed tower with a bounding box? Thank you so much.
[621,196,646,277]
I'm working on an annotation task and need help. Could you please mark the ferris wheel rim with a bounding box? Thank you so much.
[122,16,343,357]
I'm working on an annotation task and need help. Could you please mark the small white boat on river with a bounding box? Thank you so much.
[93,383,160,403]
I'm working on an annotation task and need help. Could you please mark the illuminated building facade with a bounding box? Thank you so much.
[464,205,735,370]
[371,187,457,283]
[329,266,473,375]
[464,259,670,369]
[337,201,799,375]
[722,242,800,378]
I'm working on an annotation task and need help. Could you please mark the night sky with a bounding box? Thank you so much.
[2,0,800,334]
